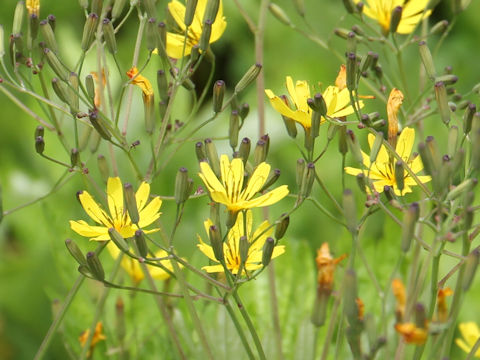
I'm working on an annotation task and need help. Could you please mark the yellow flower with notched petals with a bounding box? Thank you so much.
[456,322,480,358]
[70,177,162,241]
[198,155,289,213]
[344,127,431,195]
[165,0,227,58]
[265,73,362,130]
[197,211,285,275]
[353,0,432,35]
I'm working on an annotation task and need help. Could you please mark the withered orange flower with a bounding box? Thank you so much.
[315,242,347,291]
[392,278,406,321]
[395,322,428,345]
[436,287,453,322]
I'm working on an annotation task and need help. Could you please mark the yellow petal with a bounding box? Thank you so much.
[199,161,225,193]
[396,127,415,161]
[223,157,244,203]
[135,182,150,211]
[107,177,124,224]
[242,162,271,201]
[167,1,187,32]
[166,32,195,58]
[243,185,289,208]
[70,220,109,240]
[137,197,162,228]
[294,80,311,113]
[201,264,225,273]
[78,191,111,227]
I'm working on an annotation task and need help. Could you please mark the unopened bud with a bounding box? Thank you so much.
[29,14,39,43]
[86,251,105,281]
[239,103,250,120]
[418,142,435,176]
[35,125,44,139]
[268,3,291,25]
[463,248,480,291]
[44,48,67,80]
[389,6,402,33]
[102,18,117,54]
[97,154,109,182]
[343,189,357,233]
[51,77,68,103]
[296,158,306,190]
[254,139,267,166]
[12,1,25,35]
[183,0,198,26]
[70,148,80,167]
[199,19,212,52]
[347,32,356,54]
[68,72,79,113]
[334,28,350,39]
[261,169,281,192]
[346,52,357,91]
[394,161,405,193]
[35,136,45,154]
[228,110,240,149]
[123,183,139,224]
[275,213,289,240]
[108,227,129,253]
[239,235,248,265]
[370,131,384,163]
[91,0,103,15]
[344,269,359,321]
[414,303,426,329]
[361,51,375,73]
[447,178,477,201]
[463,102,476,135]
[401,202,419,252]
[195,141,206,162]
[419,41,436,81]
[356,173,366,193]
[134,229,149,258]
[65,238,87,266]
[262,237,275,266]
[81,13,99,51]
[175,167,189,204]
[85,74,95,101]
[448,125,458,157]
[235,63,262,94]
[89,109,111,140]
[301,162,315,199]
[142,0,157,18]
[212,80,225,113]
[346,130,363,164]
[204,138,220,177]
[112,0,126,19]
[209,225,224,262]
[342,0,355,13]
[146,17,157,52]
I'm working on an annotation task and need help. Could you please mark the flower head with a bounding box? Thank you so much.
[127,67,154,100]
[315,242,347,292]
[197,211,285,275]
[344,127,431,195]
[79,322,106,357]
[353,0,432,35]
[106,242,174,283]
[198,155,289,213]
[165,0,227,58]
[26,0,40,17]
[456,322,480,358]
[394,322,428,345]
[70,177,162,241]
[265,69,362,130]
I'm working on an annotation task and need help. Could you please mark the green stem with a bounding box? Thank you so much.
[223,296,256,360]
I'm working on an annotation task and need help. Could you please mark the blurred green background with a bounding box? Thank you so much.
[1,0,480,359]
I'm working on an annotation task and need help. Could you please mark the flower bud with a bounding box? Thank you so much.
[97,154,109,183]
[370,131,384,163]
[142,0,157,18]
[296,158,305,190]
[262,237,275,266]
[268,3,291,25]
[86,251,105,281]
[44,48,67,80]
[448,125,458,157]
[69,72,80,113]
[311,290,329,327]
[81,13,99,52]
[89,109,111,140]
[146,17,158,52]
[334,28,350,39]
[343,189,357,233]
[112,0,126,19]
[236,137,250,165]
[463,102,476,135]
[70,148,80,167]
[29,14,39,44]
[79,0,89,9]
[65,238,87,266]
[418,142,434,176]
[292,0,305,16]
[254,139,267,166]
[435,81,450,125]
[338,126,348,155]
[108,227,129,253]
[205,138,220,177]
[414,303,426,329]
[124,183,139,224]
[156,70,169,102]
[229,110,240,149]
[426,136,442,171]
[199,19,213,52]
[239,235,248,265]
[235,63,262,94]
[351,25,364,36]
[51,77,68,103]
[346,130,363,164]
[239,103,250,120]
[35,125,44,139]
[91,0,103,14]
[12,1,25,35]
[419,41,436,81]
[213,80,225,113]
[346,52,357,91]
[342,0,355,13]
[389,6,402,33]
[134,229,149,258]
[102,18,117,54]
[184,0,198,26]
[356,173,366,193]
[175,167,190,204]
[85,74,96,101]
[0,25,4,58]
[401,202,419,252]
[260,169,281,192]
[344,269,359,321]
[203,0,220,22]
[195,141,206,162]
[463,248,480,291]
[360,51,375,73]
[300,162,315,199]
[394,161,405,193]
[347,31,356,55]
[209,225,224,262]
[435,74,458,86]
[35,136,45,154]
[275,213,289,240]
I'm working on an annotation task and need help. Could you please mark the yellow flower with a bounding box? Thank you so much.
[315,242,346,291]
[387,88,404,147]
[126,67,154,100]
[70,177,162,241]
[394,322,428,345]
[456,322,480,358]
[106,242,174,283]
[353,0,432,35]
[436,287,453,322]
[198,155,289,213]
[79,322,106,357]
[197,211,285,274]
[26,0,40,17]
[265,72,362,130]
[165,0,227,58]
[344,127,431,195]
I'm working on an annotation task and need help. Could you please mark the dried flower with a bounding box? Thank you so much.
[79,322,106,357]
[392,278,406,321]
[126,67,154,100]
[394,322,428,345]
[315,242,346,292]
[436,287,453,322]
